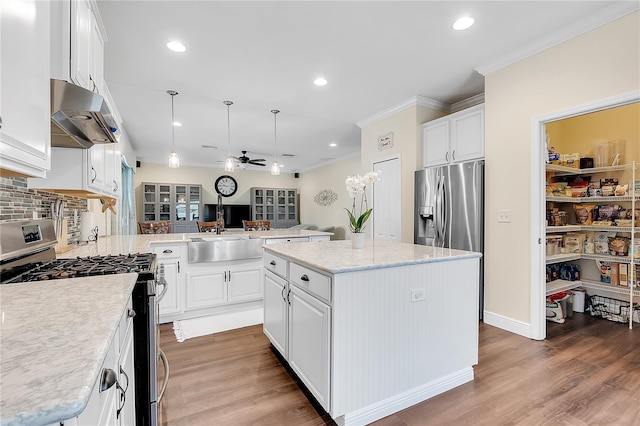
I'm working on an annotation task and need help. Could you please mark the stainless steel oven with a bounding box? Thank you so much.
[0,219,168,426]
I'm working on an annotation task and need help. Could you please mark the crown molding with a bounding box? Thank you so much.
[297,150,361,173]
[356,95,449,128]
[475,1,639,76]
[450,94,485,113]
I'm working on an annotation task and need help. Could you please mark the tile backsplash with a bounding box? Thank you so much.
[0,176,87,243]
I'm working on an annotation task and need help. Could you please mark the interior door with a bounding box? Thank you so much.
[372,157,401,241]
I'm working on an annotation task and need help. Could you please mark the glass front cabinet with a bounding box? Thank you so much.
[141,182,202,233]
[251,187,298,228]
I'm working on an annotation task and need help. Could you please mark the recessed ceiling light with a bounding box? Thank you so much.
[172,121,182,127]
[167,41,186,52]
[453,17,474,30]
[329,143,337,147]
[314,77,328,86]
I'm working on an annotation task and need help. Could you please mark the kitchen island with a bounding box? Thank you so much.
[262,240,481,426]
[0,274,137,426]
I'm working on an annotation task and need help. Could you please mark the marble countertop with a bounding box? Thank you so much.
[57,229,332,258]
[0,274,138,426]
[263,240,481,274]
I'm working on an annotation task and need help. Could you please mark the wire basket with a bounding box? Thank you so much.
[587,295,640,324]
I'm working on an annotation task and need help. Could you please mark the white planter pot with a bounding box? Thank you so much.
[351,232,365,249]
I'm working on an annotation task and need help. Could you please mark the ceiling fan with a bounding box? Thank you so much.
[234,150,266,167]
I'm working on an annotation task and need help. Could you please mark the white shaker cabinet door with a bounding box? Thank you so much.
[0,0,51,178]
[288,285,331,412]
[263,271,288,358]
[450,106,484,163]
[227,265,263,303]
[70,0,92,89]
[422,120,450,168]
[185,269,227,310]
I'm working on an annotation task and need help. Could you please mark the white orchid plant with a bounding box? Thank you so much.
[345,171,382,233]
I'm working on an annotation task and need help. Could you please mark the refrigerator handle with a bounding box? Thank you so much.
[438,174,446,248]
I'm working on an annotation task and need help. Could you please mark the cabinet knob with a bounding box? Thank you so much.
[163,249,173,254]
[300,274,309,282]
[269,260,276,266]
[127,308,136,318]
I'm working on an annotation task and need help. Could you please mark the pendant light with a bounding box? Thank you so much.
[270,109,280,176]
[223,101,235,172]
[167,90,180,168]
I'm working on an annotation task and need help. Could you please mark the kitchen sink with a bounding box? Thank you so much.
[188,237,262,263]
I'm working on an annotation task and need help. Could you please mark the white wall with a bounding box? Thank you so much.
[297,155,361,240]
[483,12,640,327]
[360,105,447,242]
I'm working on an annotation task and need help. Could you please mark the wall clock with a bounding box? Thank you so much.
[214,175,238,197]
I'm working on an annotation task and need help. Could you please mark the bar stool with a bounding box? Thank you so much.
[138,221,172,234]
[242,220,271,231]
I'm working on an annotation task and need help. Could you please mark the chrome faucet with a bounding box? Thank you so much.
[216,193,223,234]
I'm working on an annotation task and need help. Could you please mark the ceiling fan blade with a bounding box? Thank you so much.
[248,161,266,166]
[250,158,266,162]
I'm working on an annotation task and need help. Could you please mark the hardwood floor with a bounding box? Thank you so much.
[158,314,640,425]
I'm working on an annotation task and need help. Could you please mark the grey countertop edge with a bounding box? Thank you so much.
[0,274,138,426]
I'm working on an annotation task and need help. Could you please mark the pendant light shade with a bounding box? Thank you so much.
[271,109,280,176]
[167,90,180,168]
[224,101,235,172]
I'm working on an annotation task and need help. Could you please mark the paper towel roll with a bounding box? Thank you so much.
[80,212,98,241]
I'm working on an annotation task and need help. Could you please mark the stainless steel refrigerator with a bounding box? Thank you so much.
[414,160,484,317]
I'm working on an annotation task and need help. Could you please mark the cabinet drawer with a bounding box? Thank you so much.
[262,252,289,278]
[264,252,287,278]
[264,237,310,244]
[153,245,183,259]
[290,263,331,302]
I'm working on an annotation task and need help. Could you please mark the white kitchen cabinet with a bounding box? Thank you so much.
[104,144,121,198]
[71,0,92,89]
[288,285,331,410]
[116,320,136,426]
[264,271,288,357]
[422,104,484,168]
[0,0,51,178]
[185,268,227,310]
[89,9,105,94]
[153,244,184,322]
[28,145,121,199]
[185,260,263,311]
[262,254,332,411]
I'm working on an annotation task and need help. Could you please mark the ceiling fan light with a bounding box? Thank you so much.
[270,161,280,176]
[168,151,180,168]
[224,156,235,172]
[453,16,474,30]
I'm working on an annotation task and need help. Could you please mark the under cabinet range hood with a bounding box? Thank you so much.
[50,79,119,149]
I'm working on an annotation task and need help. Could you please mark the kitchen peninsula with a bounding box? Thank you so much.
[262,240,482,426]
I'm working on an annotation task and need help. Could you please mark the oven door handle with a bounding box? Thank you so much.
[158,348,169,403]
[156,276,168,303]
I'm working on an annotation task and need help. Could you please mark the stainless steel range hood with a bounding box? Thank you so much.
[50,79,119,149]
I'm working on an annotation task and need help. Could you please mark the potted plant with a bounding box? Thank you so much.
[345,171,381,248]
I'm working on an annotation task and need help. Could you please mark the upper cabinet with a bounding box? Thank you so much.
[52,0,106,93]
[28,145,121,199]
[422,104,484,168]
[0,0,51,178]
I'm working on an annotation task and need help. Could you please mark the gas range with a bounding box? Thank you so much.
[3,253,156,284]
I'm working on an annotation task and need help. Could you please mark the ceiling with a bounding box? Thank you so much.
[96,0,618,173]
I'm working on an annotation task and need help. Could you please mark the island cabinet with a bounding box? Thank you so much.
[0,0,51,178]
[185,259,263,311]
[263,240,481,426]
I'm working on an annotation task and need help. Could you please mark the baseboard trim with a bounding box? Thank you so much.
[334,367,474,426]
[483,310,533,339]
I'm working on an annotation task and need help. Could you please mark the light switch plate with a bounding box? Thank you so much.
[497,210,511,223]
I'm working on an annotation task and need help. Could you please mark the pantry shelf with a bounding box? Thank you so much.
[546,195,639,203]
[546,279,582,296]
[581,253,640,265]
[546,254,581,265]
[546,164,632,176]
[579,279,640,297]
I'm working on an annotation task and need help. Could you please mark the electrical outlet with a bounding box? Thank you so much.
[497,210,511,223]
[411,288,425,302]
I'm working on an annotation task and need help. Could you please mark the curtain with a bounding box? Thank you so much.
[116,157,137,235]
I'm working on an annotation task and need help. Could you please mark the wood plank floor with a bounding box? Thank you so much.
[158,314,640,425]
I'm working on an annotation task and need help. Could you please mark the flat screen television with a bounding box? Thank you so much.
[203,204,251,228]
